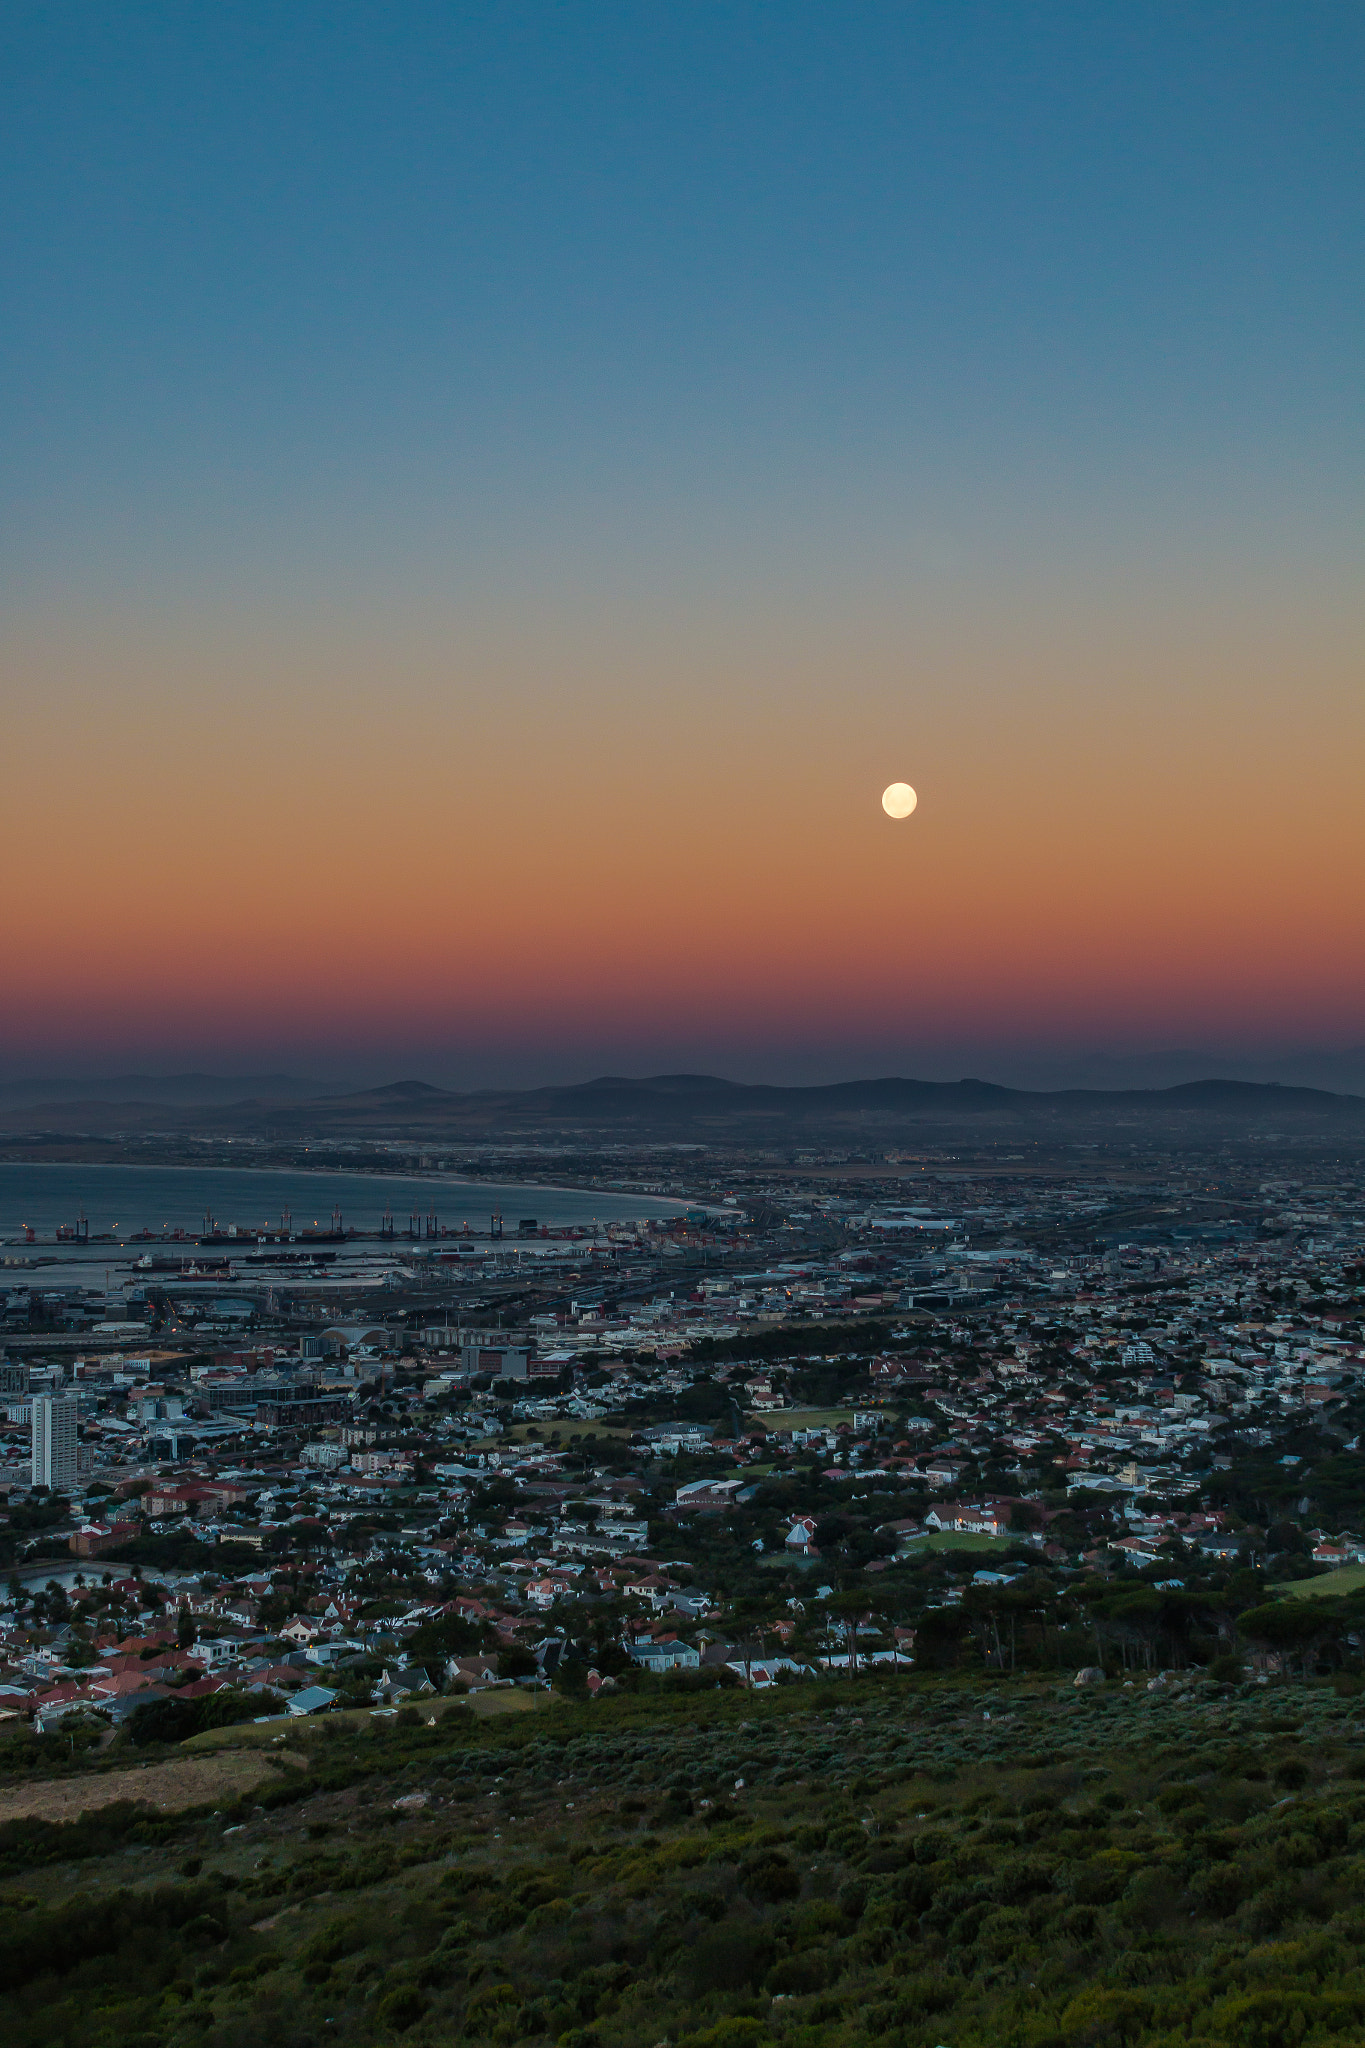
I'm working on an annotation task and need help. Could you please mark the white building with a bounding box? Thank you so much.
[31,1391,78,1491]
[301,1441,347,1470]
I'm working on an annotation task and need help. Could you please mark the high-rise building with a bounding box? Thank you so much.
[31,1391,78,1491]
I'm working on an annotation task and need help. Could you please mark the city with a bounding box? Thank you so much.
[2,5,1360,2045]
[3,1120,1362,1725]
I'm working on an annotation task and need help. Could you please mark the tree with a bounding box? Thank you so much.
[1238,1599,1343,1677]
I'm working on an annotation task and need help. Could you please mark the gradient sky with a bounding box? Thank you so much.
[1,3,1361,1088]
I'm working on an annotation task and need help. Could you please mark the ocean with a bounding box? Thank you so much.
[0,1161,679,1243]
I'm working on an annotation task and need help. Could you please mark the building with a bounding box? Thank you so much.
[0,1360,29,1399]
[627,1636,699,1673]
[31,1391,78,1490]
[301,1440,347,1470]
[925,1500,1014,1537]
[460,1345,530,1379]
[255,1395,350,1427]
[70,1522,133,1558]
[286,1685,338,1716]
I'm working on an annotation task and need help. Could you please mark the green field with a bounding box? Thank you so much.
[751,1406,855,1430]
[896,1530,1015,1555]
[1271,1562,1365,1599]
[184,1690,546,1751]
[506,1421,637,1443]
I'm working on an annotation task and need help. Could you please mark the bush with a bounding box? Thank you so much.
[298,1912,370,1981]
[677,2020,768,2048]
[126,1688,277,1747]
[767,1951,833,1996]
[1059,1985,1154,2044]
[741,1851,800,1903]
[375,1983,428,2031]
[684,1925,774,1993]
[0,1881,229,1992]
[1189,1865,1250,1917]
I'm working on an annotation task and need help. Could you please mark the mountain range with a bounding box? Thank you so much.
[1,1069,1362,1143]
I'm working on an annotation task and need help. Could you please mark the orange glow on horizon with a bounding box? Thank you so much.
[3,591,1362,1071]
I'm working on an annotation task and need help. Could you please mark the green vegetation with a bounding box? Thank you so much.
[1271,1563,1365,1601]
[5,1672,1365,2048]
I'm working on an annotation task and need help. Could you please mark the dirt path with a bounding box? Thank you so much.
[0,1749,304,1825]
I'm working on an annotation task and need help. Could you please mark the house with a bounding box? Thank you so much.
[446,1654,509,1692]
[785,1516,819,1555]
[176,1674,228,1700]
[372,1665,435,1704]
[672,1478,757,1512]
[725,1656,810,1688]
[627,1637,699,1673]
[286,1685,337,1716]
[304,1638,363,1667]
[279,1616,323,1645]
[525,1575,578,1609]
[1195,1534,1245,1561]
[925,1501,1012,1538]
[621,1572,679,1608]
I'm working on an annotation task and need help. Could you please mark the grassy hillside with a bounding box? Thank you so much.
[4,1673,1365,2047]
[1270,1564,1365,1600]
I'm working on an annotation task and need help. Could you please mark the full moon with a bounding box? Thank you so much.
[881,781,917,819]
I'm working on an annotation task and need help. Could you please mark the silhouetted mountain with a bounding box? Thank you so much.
[995,1046,1365,1095]
[361,1080,452,1099]
[0,1072,343,1109]
[2,1068,1359,1144]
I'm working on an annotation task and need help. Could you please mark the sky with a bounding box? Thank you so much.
[1,3,1361,1091]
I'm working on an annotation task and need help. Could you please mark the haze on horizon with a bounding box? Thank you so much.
[2,3,1361,1088]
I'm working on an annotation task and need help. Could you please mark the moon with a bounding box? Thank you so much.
[881,781,917,819]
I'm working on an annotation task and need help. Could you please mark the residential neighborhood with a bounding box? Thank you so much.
[2,1142,1364,1725]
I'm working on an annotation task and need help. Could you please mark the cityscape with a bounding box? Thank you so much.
[4,1102,1365,1727]
[2,6,1362,2048]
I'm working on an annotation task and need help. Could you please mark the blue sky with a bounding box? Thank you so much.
[3,2,1359,608]
[1,4,1361,1087]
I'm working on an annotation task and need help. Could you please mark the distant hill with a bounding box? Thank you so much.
[1,1067,1361,1145]
[997,1046,1365,1096]
[0,1072,343,1109]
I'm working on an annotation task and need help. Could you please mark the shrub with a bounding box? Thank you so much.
[976,1905,1030,1962]
[298,1912,370,1981]
[464,1980,519,2024]
[1189,1864,1250,1916]
[741,1852,800,1903]
[767,1950,833,1996]
[913,1828,952,1864]
[992,1857,1052,1905]
[677,2020,768,2048]
[1059,1986,1154,2044]
[376,1983,428,2031]
[837,1878,869,1920]
[684,1924,774,1993]
[1241,1879,1302,1937]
